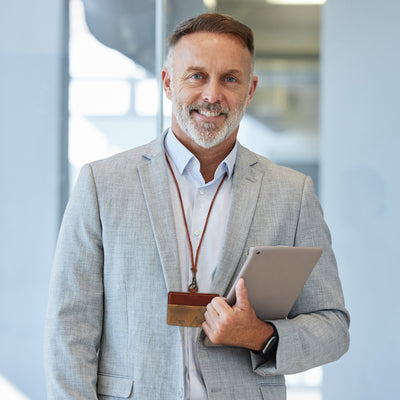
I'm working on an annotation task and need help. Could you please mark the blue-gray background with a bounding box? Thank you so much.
[1,1,399,399]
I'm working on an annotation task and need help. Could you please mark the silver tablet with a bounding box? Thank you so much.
[226,246,322,320]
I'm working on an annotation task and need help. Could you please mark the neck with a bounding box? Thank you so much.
[196,144,234,183]
[171,129,237,183]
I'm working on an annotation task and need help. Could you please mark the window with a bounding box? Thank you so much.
[69,0,158,187]
[69,1,324,398]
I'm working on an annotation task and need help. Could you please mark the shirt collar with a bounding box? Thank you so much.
[164,129,237,181]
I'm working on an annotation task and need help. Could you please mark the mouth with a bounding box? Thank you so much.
[189,104,229,121]
[195,109,223,118]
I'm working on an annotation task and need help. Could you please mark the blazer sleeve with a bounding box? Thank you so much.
[251,176,350,376]
[44,164,104,399]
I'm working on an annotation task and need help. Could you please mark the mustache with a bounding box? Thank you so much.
[188,102,230,115]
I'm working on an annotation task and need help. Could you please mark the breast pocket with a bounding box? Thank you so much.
[259,383,286,400]
[97,373,134,399]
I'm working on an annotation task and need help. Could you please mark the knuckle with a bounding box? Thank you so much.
[221,313,233,326]
[211,297,219,306]
[215,322,228,337]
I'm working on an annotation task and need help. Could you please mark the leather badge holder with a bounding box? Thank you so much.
[167,292,219,327]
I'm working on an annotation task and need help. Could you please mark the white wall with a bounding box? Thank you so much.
[0,1,68,398]
[321,1,400,399]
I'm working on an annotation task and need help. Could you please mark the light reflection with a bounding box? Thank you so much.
[69,80,131,116]
[286,367,323,400]
[0,374,30,400]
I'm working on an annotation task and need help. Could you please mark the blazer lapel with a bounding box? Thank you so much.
[211,144,263,296]
[137,135,181,292]
[137,137,264,297]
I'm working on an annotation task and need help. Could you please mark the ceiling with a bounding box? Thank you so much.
[215,0,321,61]
[81,0,322,134]
[214,0,322,133]
[81,0,321,70]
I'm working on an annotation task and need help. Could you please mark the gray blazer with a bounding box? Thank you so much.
[44,134,349,400]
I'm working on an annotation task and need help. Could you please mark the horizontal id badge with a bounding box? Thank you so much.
[167,291,219,327]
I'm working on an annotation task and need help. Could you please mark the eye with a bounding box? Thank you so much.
[225,76,237,83]
[191,73,202,80]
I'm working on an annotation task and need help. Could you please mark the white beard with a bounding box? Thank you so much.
[171,95,248,149]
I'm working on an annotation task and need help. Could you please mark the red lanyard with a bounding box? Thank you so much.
[165,155,227,293]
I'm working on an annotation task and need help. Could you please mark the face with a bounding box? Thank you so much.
[162,32,258,150]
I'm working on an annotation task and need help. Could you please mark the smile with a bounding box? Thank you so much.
[196,109,224,118]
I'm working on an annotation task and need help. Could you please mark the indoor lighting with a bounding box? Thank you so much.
[203,0,217,10]
[266,0,326,5]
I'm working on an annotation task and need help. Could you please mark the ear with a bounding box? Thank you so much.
[246,75,258,107]
[162,67,172,100]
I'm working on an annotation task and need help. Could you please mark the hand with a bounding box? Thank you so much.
[202,278,274,351]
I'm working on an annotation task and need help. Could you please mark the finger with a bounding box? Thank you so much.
[203,308,218,336]
[202,320,218,344]
[202,319,213,338]
[205,302,220,320]
[234,278,250,309]
[202,317,210,332]
[209,296,231,316]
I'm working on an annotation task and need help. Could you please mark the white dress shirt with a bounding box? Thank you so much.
[164,130,237,400]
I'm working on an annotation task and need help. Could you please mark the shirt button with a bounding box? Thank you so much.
[194,230,201,236]
[199,189,205,195]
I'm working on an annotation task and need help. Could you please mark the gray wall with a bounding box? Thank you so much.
[321,1,400,399]
[0,1,68,398]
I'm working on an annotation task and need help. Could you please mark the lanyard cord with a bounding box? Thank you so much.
[165,154,227,293]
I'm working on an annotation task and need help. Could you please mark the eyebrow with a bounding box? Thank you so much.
[184,66,244,76]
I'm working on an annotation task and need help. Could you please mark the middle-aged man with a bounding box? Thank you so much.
[44,13,350,400]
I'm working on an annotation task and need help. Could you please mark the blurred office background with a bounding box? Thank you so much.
[0,0,399,399]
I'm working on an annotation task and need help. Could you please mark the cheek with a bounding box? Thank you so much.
[228,93,249,111]
[173,82,203,100]
[174,91,197,108]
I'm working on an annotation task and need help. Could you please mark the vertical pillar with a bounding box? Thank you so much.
[320,1,400,399]
[156,0,167,135]
[0,0,69,398]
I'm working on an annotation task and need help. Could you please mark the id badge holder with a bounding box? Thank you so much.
[167,291,219,327]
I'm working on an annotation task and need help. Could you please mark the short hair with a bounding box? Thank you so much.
[167,13,255,59]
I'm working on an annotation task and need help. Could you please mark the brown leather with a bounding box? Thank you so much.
[167,292,219,327]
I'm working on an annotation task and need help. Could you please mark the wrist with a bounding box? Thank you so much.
[252,322,275,352]
[252,323,279,357]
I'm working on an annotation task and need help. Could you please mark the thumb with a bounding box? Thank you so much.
[234,278,250,309]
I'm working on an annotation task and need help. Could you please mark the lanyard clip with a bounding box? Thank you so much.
[188,273,199,293]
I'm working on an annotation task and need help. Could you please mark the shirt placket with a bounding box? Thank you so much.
[190,185,212,292]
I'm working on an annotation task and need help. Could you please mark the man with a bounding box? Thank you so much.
[44,13,350,400]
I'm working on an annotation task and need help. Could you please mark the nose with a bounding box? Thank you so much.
[202,78,223,104]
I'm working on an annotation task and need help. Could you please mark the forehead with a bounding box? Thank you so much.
[171,32,253,74]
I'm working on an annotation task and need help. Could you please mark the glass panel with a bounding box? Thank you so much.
[182,0,321,194]
[69,1,324,398]
[0,374,29,400]
[206,2,323,397]
[287,367,323,399]
[69,0,157,188]
[161,1,322,398]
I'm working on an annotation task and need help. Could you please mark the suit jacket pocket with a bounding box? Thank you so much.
[97,373,134,398]
[260,383,286,400]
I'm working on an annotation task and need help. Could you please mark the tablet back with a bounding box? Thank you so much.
[226,246,322,320]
